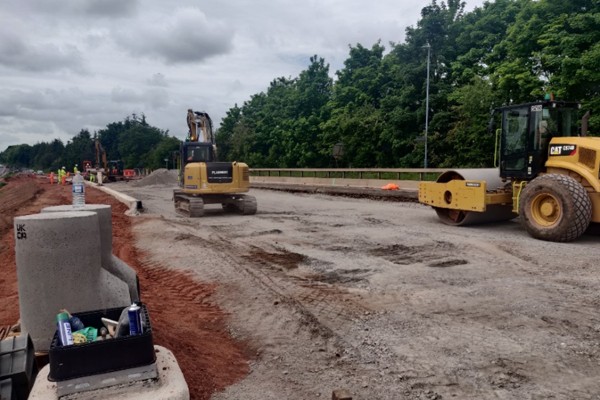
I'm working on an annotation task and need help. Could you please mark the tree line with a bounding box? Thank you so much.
[2,0,599,171]
[0,114,180,171]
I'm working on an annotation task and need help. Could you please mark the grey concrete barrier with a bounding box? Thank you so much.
[87,182,142,216]
[15,212,103,351]
[41,205,139,302]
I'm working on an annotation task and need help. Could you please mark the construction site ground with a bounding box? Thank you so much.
[1,171,600,400]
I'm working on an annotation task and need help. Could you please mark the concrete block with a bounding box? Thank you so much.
[98,269,131,309]
[41,205,112,266]
[14,212,103,351]
[41,205,139,302]
[110,255,140,302]
[29,346,189,400]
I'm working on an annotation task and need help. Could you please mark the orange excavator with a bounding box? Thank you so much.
[86,140,124,182]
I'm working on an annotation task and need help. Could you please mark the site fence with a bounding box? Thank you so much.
[250,168,446,182]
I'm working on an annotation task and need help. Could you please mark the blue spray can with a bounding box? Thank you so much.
[128,304,143,335]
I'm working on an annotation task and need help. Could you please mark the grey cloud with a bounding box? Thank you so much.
[147,73,168,87]
[0,28,85,73]
[111,87,140,104]
[111,87,169,109]
[0,88,83,115]
[4,0,139,18]
[82,0,139,17]
[114,7,233,64]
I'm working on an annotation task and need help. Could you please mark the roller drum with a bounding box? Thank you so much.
[433,168,516,226]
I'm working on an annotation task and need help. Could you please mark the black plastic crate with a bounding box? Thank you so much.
[48,305,155,381]
[0,334,37,400]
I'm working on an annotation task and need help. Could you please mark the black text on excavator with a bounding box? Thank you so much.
[173,109,257,217]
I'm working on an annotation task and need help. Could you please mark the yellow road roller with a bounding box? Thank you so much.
[419,100,600,242]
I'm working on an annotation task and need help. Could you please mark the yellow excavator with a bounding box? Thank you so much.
[173,109,257,217]
[419,99,600,242]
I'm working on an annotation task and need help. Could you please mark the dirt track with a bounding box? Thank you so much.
[111,175,600,400]
[3,173,600,399]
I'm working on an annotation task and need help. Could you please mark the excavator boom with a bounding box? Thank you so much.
[187,109,215,143]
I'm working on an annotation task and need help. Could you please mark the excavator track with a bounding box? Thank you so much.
[174,193,205,217]
[221,195,257,215]
[175,191,257,217]
[240,195,257,215]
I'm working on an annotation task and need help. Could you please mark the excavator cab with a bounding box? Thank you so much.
[492,101,580,180]
[177,141,218,187]
[181,142,215,164]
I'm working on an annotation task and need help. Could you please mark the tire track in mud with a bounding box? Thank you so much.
[154,218,373,350]
[165,219,372,315]
[138,217,389,396]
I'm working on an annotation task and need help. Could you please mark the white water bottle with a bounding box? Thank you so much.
[72,171,85,208]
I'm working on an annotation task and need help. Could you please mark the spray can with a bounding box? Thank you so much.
[128,304,143,336]
[56,312,74,346]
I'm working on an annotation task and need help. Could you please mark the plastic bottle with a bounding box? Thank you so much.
[57,312,74,346]
[72,171,85,208]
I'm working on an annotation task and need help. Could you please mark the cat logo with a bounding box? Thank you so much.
[550,145,576,156]
[550,146,562,155]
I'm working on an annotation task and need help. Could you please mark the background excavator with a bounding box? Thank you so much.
[419,99,600,242]
[84,140,124,182]
[173,109,257,217]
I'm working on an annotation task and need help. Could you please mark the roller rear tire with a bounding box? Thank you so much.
[519,174,591,242]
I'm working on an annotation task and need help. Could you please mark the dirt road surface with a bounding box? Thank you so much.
[3,172,600,399]
[111,172,600,400]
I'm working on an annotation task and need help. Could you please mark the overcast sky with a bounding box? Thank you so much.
[0,0,487,153]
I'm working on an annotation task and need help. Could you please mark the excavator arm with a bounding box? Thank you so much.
[95,140,108,170]
[186,109,217,157]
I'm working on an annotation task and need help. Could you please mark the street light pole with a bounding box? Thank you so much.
[424,42,431,169]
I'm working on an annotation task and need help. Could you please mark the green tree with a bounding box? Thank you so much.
[117,121,166,168]
[0,144,32,168]
[145,136,181,170]
[284,56,332,167]
[322,43,386,167]
[215,104,242,161]
[63,129,94,171]
[438,77,496,167]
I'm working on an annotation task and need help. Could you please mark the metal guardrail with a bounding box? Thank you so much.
[250,168,447,181]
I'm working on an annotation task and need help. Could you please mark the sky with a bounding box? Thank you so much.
[0,0,487,153]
